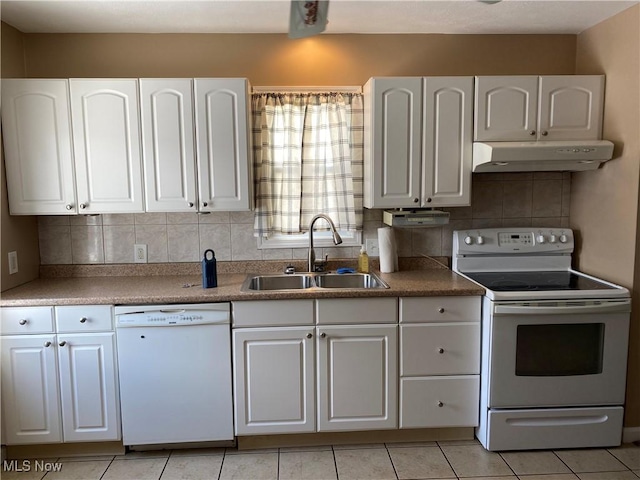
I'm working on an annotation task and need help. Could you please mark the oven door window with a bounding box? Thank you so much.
[516,323,605,376]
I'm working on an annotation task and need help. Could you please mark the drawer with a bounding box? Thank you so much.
[400,296,480,323]
[400,323,480,376]
[316,298,397,325]
[1,307,54,334]
[400,375,479,429]
[233,300,314,327]
[55,305,113,332]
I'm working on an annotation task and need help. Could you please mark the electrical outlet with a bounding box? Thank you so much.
[365,238,380,257]
[134,244,148,263]
[8,251,18,274]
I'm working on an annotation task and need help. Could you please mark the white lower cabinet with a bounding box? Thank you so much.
[399,296,481,430]
[0,306,120,445]
[317,324,397,432]
[233,327,315,435]
[1,334,62,444]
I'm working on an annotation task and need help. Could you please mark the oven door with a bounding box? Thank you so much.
[487,299,630,408]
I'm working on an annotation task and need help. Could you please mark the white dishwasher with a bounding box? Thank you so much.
[115,303,233,446]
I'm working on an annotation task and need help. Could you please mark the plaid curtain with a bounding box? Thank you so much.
[253,93,363,238]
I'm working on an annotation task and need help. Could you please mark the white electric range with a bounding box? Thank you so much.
[453,227,631,451]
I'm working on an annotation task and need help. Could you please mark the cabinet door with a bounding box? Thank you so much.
[1,335,62,444]
[194,78,252,211]
[422,77,473,207]
[1,79,77,215]
[233,327,315,434]
[70,79,144,213]
[140,79,198,212]
[317,324,397,431]
[474,76,539,141]
[538,75,604,141]
[364,78,422,208]
[57,333,121,442]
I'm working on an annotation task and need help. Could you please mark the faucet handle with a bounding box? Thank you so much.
[284,265,296,274]
[313,255,329,273]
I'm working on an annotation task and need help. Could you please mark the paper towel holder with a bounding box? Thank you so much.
[383,209,450,228]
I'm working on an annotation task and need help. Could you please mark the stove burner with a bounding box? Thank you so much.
[465,271,616,292]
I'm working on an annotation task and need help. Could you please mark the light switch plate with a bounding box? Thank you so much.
[366,239,380,256]
[8,251,18,274]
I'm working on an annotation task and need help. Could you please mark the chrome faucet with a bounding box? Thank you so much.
[308,214,343,272]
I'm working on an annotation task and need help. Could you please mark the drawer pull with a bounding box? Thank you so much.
[437,347,445,354]
[320,332,327,338]
[306,333,313,339]
[59,341,67,347]
[438,307,445,314]
[19,319,28,325]
[437,401,444,408]
[80,317,87,323]
[44,341,52,348]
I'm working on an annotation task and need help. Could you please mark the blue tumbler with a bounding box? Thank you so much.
[202,249,218,288]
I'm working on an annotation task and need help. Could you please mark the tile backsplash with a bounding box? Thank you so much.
[38,172,570,265]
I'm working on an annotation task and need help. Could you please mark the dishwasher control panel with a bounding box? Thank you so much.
[115,303,230,327]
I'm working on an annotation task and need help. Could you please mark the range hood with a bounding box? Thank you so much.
[472,140,614,173]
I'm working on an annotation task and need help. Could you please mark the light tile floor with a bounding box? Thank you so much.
[2,440,639,480]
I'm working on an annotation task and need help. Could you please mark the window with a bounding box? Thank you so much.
[251,90,363,249]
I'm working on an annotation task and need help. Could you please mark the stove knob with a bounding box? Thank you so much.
[559,234,568,243]
[549,234,558,243]
[536,234,546,244]
[476,235,485,245]
[464,235,474,245]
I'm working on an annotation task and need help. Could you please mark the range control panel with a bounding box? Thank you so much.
[454,228,574,255]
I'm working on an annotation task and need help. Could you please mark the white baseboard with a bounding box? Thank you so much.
[622,426,640,444]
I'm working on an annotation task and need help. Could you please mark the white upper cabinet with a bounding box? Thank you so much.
[1,79,77,215]
[475,75,604,141]
[422,77,473,207]
[364,77,473,209]
[194,78,252,211]
[364,77,422,209]
[70,79,144,214]
[538,75,604,141]
[140,79,197,212]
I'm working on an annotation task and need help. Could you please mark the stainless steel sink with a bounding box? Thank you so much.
[313,273,389,289]
[242,272,389,291]
[242,274,314,291]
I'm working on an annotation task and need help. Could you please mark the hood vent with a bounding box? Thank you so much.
[472,140,614,173]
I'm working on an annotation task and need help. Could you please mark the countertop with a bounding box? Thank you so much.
[0,262,484,307]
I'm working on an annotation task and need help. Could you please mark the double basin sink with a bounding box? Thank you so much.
[242,272,389,292]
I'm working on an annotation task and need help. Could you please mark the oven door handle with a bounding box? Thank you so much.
[494,301,631,316]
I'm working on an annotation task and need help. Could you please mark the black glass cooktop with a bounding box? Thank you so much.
[464,271,616,292]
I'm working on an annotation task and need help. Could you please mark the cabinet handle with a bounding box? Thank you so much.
[188,202,194,208]
[529,130,536,136]
[202,202,208,207]
[306,333,313,339]
[320,332,327,338]
[44,341,52,348]
[66,204,74,210]
[426,198,432,203]
[80,317,87,323]
[79,203,87,209]
[19,319,28,325]
[59,341,67,347]
[437,401,444,408]
[438,307,445,313]
[437,348,445,354]
[413,198,419,203]
[541,130,548,136]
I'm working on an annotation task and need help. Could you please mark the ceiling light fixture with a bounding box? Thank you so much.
[288,0,330,39]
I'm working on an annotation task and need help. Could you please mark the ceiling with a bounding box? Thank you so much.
[1,0,637,35]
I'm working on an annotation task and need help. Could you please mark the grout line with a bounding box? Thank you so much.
[98,455,116,480]
[384,443,400,480]
[497,451,518,478]
[217,448,226,480]
[436,441,459,479]
[156,454,170,480]
[331,445,339,480]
